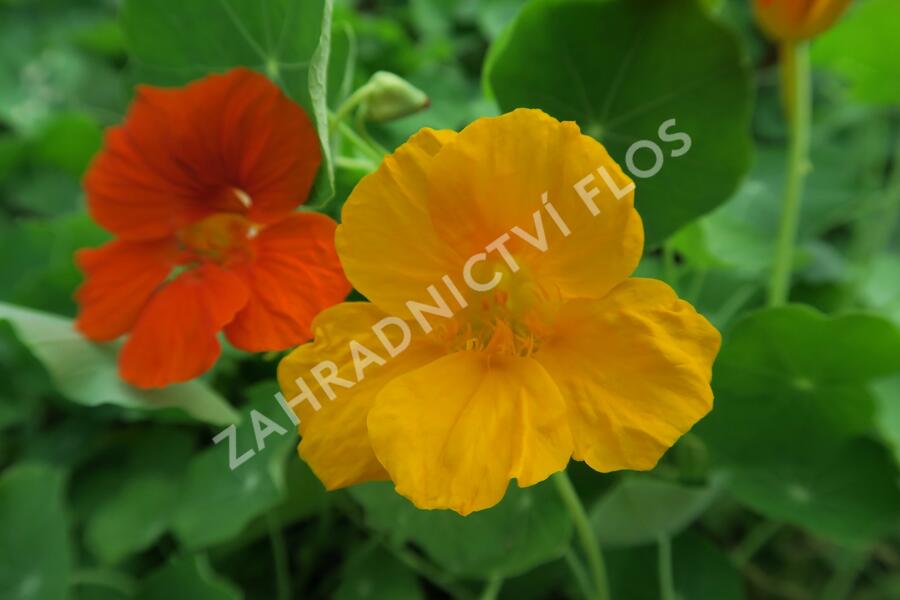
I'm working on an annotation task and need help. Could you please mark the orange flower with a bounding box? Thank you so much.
[76,68,350,389]
[278,110,720,514]
[754,0,852,41]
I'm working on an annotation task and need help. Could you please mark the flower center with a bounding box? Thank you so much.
[439,259,557,358]
[179,212,256,264]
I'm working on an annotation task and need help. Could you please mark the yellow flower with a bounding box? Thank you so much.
[278,109,720,515]
[753,0,852,41]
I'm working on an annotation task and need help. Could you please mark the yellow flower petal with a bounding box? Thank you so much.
[426,108,643,301]
[535,278,720,472]
[277,302,443,489]
[367,351,573,515]
[336,128,461,315]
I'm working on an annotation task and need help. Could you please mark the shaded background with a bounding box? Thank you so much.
[1,0,899,599]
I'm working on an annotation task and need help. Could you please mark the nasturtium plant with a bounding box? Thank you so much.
[1,0,899,598]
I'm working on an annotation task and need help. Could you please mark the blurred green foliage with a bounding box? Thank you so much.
[1,0,899,599]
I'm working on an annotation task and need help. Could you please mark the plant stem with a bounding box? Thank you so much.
[330,81,374,133]
[479,575,504,600]
[768,40,812,307]
[551,471,610,600]
[564,548,595,600]
[267,514,292,600]
[821,551,867,600]
[658,535,677,600]
[732,520,782,567]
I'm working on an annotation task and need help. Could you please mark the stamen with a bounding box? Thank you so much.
[233,188,252,208]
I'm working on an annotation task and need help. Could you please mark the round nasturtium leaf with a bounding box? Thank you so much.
[698,306,900,545]
[485,0,753,245]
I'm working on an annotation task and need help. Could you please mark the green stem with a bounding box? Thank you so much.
[564,548,595,600]
[551,471,610,600]
[821,551,867,600]
[330,81,375,133]
[768,41,812,307]
[732,520,782,567]
[658,535,677,600]
[479,575,504,600]
[267,514,292,600]
[332,117,384,163]
[335,155,378,172]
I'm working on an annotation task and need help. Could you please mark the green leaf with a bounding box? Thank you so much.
[0,303,240,426]
[0,464,71,600]
[335,546,424,600]
[484,0,753,244]
[32,112,102,178]
[172,381,296,549]
[350,479,572,579]
[860,253,900,327]
[138,556,240,600]
[120,0,337,203]
[81,430,197,564]
[871,375,900,467]
[0,321,51,430]
[726,439,900,546]
[813,0,900,105]
[0,214,107,315]
[698,306,900,544]
[590,475,720,547]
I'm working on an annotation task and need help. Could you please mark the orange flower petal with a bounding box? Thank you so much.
[426,108,643,302]
[85,68,320,240]
[336,128,461,315]
[535,279,721,472]
[224,212,351,352]
[75,238,179,341]
[119,264,249,388]
[277,302,444,490]
[367,351,573,515]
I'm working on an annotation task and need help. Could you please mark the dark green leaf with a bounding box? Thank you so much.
[138,556,240,600]
[698,306,900,544]
[485,0,753,244]
[335,546,424,600]
[0,464,71,600]
[172,382,296,549]
[590,475,721,547]
[350,479,572,579]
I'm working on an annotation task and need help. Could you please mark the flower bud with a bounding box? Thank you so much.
[361,71,430,123]
[753,0,852,41]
